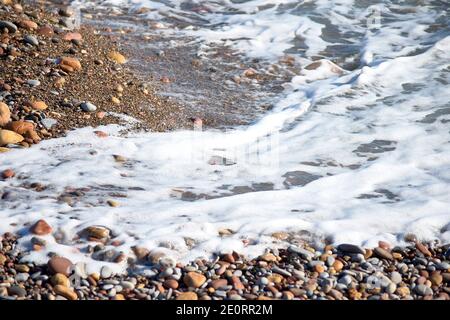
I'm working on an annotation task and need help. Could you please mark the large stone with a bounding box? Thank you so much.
[176,292,198,300]
[53,284,77,300]
[84,226,109,239]
[373,247,394,261]
[51,273,70,287]
[0,129,24,146]
[18,20,38,30]
[30,219,52,235]
[132,246,150,261]
[0,21,17,33]
[0,102,11,127]
[24,35,39,46]
[47,256,73,276]
[337,244,365,255]
[183,272,206,288]
[6,121,40,143]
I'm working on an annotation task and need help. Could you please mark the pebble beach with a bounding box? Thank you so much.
[1,0,450,301]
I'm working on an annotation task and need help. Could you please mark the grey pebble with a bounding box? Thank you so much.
[80,102,97,112]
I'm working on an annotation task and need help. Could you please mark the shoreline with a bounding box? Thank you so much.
[1,231,450,300]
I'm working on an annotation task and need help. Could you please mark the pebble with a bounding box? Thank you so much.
[37,25,54,36]
[8,285,26,297]
[183,272,206,288]
[30,219,52,235]
[415,284,433,296]
[0,21,17,33]
[287,245,314,259]
[24,35,39,46]
[80,102,97,112]
[272,266,291,277]
[100,266,113,279]
[0,129,24,146]
[0,102,11,126]
[390,271,402,284]
[337,244,365,255]
[176,292,198,300]
[53,285,77,300]
[2,169,14,179]
[51,273,70,287]
[108,51,127,64]
[15,273,29,282]
[373,247,394,261]
[47,257,73,276]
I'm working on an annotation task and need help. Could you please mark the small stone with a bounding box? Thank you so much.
[107,200,119,207]
[390,271,402,284]
[132,246,149,261]
[96,111,106,119]
[27,101,48,111]
[37,25,54,36]
[0,254,6,265]
[163,279,179,289]
[59,7,75,17]
[108,51,127,64]
[415,284,432,296]
[2,168,14,179]
[267,274,283,284]
[373,247,394,260]
[210,279,227,289]
[396,286,410,297]
[59,57,82,71]
[16,273,29,282]
[176,292,198,300]
[404,233,417,242]
[337,244,365,255]
[24,35,39,46]
[260,253,277,262]
[231,276,245,290]
[183,272,206,288]
[430,272,443,286]
[47,256,73,276]
[271,232,289,240]
[30,219,52,235]
[113,154,127,163]
[111,97,120,105]
[100,266,113,278]
[287,245,314,259]
[8,285,26,297]
[27,79,40,87]
[80,102,97,112]
[63,32,82,41]
[18,20,38,30]
[0,21,18,33]
[85,226,110,239]
[53,285,77,300]
[51,273,70,287]
[415,242,432,257]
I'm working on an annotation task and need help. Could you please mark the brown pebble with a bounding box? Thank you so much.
[2,168,14,179]
[30,219,52,235]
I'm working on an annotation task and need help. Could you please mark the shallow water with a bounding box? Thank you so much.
[1,0,450,271]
